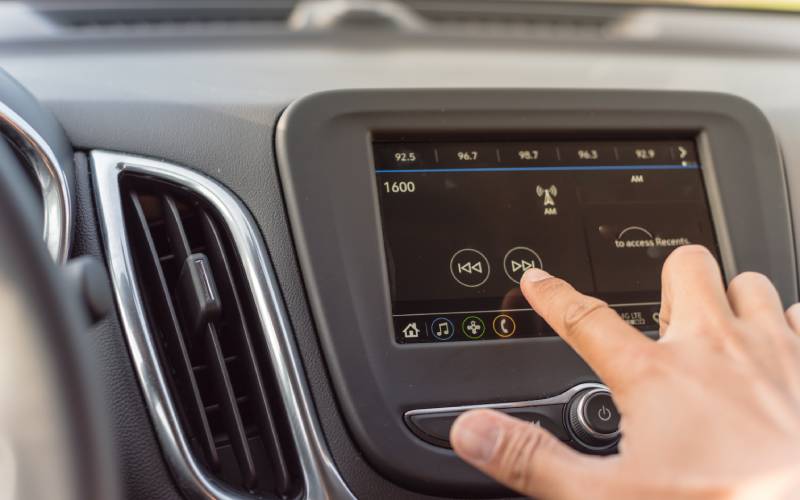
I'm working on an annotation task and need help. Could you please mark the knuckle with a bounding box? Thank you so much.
[561,296,608,339]
[624,344,664,381]
[702,311,734,335]
[495,427,550,492]
[680,315,730,347]
[641,347,672,376]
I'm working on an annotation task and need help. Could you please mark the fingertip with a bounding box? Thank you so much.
[660,244,729,322]
[450,410,503,465]
[663,244,716,274]
[670,243,713,258]
[522,267,552,284]
[519,268,558,307]
[453,408,608,499]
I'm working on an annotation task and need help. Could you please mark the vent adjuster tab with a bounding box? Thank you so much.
[178,253,222,336]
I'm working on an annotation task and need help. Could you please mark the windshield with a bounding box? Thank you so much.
[625,0,800,11]
[7,0,800,11]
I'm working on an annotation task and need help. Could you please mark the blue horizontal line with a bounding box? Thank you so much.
[376,163,699,174]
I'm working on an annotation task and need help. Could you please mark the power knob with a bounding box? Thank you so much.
[567,387,620,449]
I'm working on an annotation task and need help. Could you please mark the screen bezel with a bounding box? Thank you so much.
[276,89,795,495]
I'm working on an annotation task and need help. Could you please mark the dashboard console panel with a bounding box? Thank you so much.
[276,89,795,495]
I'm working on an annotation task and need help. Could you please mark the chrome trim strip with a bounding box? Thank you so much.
[405,383,617,452]
[90,151,354,500]
[0,101,71,262]
[404,382,607,417]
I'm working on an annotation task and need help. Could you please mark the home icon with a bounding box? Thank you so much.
[402,322,421,339]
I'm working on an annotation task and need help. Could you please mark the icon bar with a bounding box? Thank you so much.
[374,140,699,171]
[394,302,661,344]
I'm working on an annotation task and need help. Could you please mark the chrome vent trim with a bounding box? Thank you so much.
[0,101,71,262]
[90,151,354,500]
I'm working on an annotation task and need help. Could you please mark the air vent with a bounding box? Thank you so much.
[35,3,294,29]
[404,0,628,38]
[120,174,300,498]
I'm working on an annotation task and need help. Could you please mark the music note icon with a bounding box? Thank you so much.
[430,318,455,341]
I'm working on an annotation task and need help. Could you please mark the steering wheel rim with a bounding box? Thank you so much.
[0,139,119,500]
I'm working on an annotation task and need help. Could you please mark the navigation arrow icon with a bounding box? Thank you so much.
[457,261,483,274]
[678,146,688,159]
[450,248,491,288]
[511,260,534,273]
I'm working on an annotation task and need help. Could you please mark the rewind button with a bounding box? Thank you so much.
[450,248,491,288]
[457,261,484,274]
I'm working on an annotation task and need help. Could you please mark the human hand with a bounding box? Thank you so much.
[450,245,800,499]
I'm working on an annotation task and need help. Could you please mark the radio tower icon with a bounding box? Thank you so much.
[536,185,558,215]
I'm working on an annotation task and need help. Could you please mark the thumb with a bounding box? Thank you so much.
[451,409,616,499]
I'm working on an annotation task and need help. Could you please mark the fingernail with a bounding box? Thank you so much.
[523,268,551,283]
[451,412,500,464]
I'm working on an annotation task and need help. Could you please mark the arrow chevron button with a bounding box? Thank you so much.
[449,248,490,288]
[510,260,535,273]
[503,246,543,284]
[457,261,483,274]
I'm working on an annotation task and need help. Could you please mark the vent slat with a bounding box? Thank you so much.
[126,191,219,469]
[201,212,293,494]
[205,324,258,489]
[122,176,300,497]
[162,196,192,264]
[162,194,258,488]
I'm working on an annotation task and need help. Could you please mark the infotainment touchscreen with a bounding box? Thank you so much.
[373,138,720,344]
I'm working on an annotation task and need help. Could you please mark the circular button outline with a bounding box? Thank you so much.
[449,248,491,288]
[582,391,620,436]
[575,389,620,441]
[461,316,486,340]
[503,246,543,284]
[430,317,455,342]
[492,314,517,338]
[566,388,620,452]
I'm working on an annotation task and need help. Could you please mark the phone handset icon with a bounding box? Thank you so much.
[492,314,516,338]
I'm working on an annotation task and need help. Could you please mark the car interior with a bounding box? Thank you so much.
[1,1,799,499]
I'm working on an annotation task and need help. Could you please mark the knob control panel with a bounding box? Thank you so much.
[567,387,620,450]
[404,383,620,453]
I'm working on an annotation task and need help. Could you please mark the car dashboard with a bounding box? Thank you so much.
[1,2,800,499]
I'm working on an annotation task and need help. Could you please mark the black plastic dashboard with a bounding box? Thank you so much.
[3,16,800,498]
[276,88,795,495]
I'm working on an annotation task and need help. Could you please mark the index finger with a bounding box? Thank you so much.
[520,268,653,390]
[658,245,731,337]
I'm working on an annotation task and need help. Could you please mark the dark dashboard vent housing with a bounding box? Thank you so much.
[120,174,300,498]
[405,0,626,37]
[35,3,294,29]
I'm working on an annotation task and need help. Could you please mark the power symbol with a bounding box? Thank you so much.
[597,405,612,422]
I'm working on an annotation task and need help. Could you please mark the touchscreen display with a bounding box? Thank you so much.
[373,138,720,344]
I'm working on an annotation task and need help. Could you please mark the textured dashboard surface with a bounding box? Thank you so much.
[2,32,799,499]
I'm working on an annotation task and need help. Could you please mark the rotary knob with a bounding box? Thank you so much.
[567,387,620,449]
